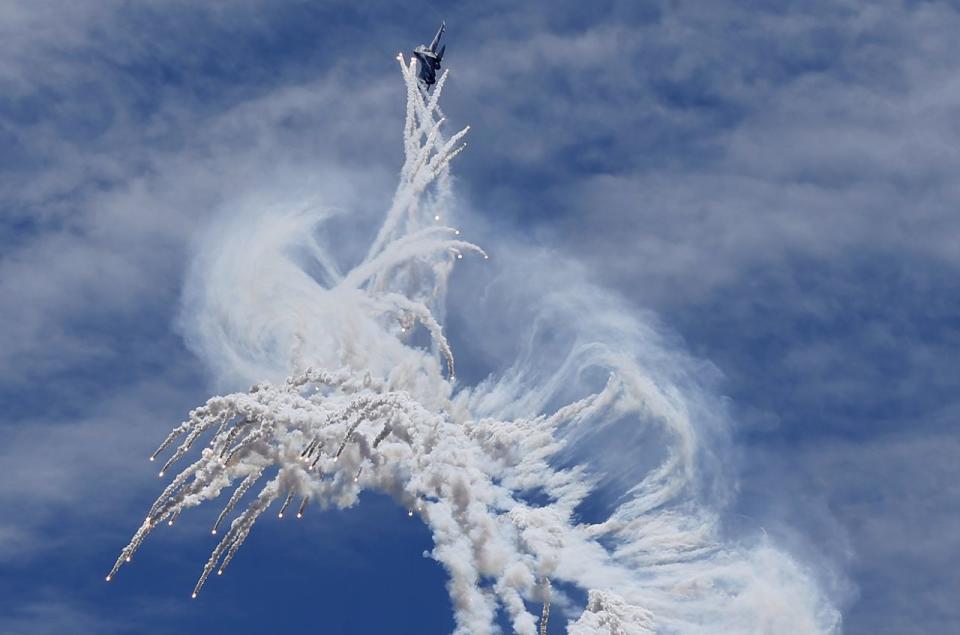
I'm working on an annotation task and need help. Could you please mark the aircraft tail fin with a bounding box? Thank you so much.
[430,22,445,52]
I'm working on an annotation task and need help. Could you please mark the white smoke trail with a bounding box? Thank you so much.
[109,56,840,634]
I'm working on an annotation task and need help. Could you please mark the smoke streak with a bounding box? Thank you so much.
[109,56,839,633]
[540,579,551,635]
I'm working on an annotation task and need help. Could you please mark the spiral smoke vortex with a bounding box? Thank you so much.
[108,56,839,634]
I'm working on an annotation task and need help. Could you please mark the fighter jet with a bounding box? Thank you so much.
[413,22,446,89]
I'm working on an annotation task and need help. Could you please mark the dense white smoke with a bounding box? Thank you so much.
[108,57,840,634]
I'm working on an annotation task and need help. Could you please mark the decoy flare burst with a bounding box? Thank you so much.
[106,36,838,635]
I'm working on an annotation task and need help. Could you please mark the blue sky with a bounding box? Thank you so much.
[1,1,958,633]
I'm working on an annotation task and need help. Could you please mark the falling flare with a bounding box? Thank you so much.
[278,491,295,519]
[211,470,263,536]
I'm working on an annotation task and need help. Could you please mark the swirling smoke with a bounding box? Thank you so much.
[108,56,839,634]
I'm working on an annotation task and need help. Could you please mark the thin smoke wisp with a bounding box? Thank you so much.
[108,56,839,634]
